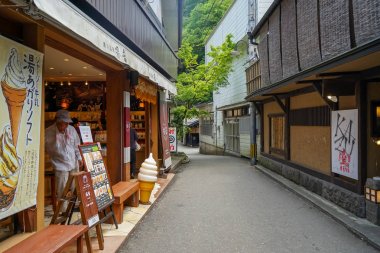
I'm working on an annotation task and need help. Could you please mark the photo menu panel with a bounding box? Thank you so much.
[79,144,114,210]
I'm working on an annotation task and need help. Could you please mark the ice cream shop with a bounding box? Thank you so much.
[0,0,179,250]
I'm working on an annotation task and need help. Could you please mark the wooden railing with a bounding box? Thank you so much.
[246,60,261,95]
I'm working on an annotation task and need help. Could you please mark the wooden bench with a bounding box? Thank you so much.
[112,180,140,224]
[4,225,88,253]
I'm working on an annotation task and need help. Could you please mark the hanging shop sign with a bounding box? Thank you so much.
[0,35,43,219]
[331,109,358,180]
[159,93,172,168]
[135,78,157,104]
[80,143,114,210]
[169,127,177,152]
[124,91,131,164]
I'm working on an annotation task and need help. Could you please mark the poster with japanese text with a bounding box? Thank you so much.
[331,109,358,180]
[79,143,114,210]
[0,35,43,219]
[169,127,177,152]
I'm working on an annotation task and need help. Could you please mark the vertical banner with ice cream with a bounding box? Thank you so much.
[159,91,172,168]
[0,35,43,219]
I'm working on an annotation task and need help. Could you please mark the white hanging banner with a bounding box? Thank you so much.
[331,109,358,180]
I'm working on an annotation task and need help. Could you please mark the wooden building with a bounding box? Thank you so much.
[245,0,380,217]
[0,0,180,239]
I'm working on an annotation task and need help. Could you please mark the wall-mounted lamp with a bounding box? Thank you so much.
[231,40,249,56]
[327,95,338,103]
[85,81,88,86]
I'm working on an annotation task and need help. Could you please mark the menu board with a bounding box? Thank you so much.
[79,143,114,210]
[75,172,100,227]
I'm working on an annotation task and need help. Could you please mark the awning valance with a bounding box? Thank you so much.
[23,0,177,94]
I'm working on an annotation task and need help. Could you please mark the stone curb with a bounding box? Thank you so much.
[255,164,380,251]
[116,158,186,251]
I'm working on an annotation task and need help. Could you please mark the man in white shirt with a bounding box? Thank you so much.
[45,110,83,211]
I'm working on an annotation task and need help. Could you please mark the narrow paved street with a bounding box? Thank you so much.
[118,145,378,253]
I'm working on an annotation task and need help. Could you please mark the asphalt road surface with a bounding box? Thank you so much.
[117,146,378,253]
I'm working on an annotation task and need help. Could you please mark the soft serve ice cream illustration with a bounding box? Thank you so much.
[1,48,27,147]
[0,127,21,210]
[138,153,158,204]
[0,48,26,211]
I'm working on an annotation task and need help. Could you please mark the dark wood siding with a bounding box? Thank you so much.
[280,0,299,78]
[84,0,178,79]
[268,7,283,83]
[250,0,380,92]
[297,0,322,70]
[353,0,380,46]
[320,0,351,60]
[290,106,331,126]
[258,23,270,87]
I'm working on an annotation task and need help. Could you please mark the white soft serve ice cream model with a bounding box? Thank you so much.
[138,153,158,204]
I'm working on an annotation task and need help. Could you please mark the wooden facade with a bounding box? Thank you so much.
[70,0,179,80]
[0,0,178,242]
[245,0,380,217]
[246,0,380,96]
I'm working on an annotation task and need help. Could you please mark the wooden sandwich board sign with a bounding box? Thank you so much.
[75,172,104,252]
[50,172,104,253]
[75,172,99,227]
[79,143,118,227]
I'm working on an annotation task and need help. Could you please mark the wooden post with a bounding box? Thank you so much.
[23,23,45,232]
[106,70,129,183]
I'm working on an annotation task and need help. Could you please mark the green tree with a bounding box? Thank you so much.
[183,0,233,63]
[172,34,234,139]
[183,0,206,20]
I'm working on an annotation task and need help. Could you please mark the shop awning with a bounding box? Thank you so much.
[21,0,177,95]
[216,101,250,111]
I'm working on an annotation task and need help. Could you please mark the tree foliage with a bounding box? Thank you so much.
[183,0,206,20]
[172,34,234,138]
[183,0,233,63]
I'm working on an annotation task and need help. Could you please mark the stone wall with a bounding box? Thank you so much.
[199,141,224,155]
[258,155,366,217]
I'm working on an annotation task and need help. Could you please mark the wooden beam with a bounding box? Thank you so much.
[273,95,287,113]
[296,79,322,84]
[362,66,380,79]
[317,71,361,78]
[312,81,336,110]
[357,81,367,194]
[285,97,290,160]
[23,23,45,232]
[252,101,262,115]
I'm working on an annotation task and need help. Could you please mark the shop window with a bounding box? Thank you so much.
[269,114,285,156]
[200,113,214,136]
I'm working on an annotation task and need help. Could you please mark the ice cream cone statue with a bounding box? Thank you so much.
[1,48,27,147]
[137,153,158,204]
[0,48,26,211]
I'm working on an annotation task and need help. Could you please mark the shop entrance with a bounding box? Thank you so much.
[43,45,108,221]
